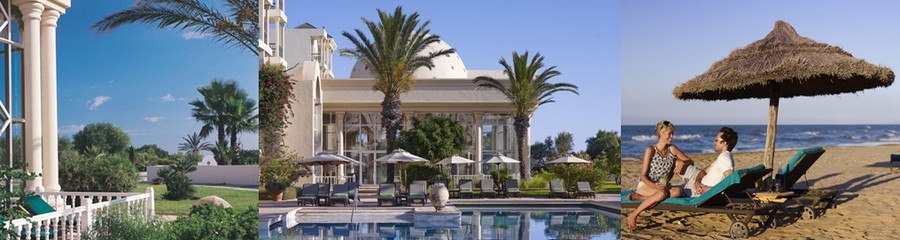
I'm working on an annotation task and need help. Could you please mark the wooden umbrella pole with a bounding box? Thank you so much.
[764,85,781,180]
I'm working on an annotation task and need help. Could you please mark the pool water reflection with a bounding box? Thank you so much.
[280,207,620,239]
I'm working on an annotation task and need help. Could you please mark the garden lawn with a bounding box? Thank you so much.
[133,184,258,215]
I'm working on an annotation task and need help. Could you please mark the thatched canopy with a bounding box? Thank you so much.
[674,21,894,100]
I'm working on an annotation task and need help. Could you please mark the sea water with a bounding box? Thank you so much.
[622,124,900,159]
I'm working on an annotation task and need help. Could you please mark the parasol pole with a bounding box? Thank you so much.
[764,84,781,181]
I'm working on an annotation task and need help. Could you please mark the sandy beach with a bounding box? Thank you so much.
[620,144,900,239]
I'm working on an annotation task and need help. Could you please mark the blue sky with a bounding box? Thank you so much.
[56,2,257,153]
[622,1,900,125]
[286,1,621,151]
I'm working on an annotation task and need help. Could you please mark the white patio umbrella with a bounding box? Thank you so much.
[436,155,475,175]
[375,149,429,183]
[547,155,591,164]
[485,153,520,170]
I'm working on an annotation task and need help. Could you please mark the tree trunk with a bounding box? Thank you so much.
[230,129,239,165]
[514,114,532,180]
[217,124,229,164]
[382,93,403,183]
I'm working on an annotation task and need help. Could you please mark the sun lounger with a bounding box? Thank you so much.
[297,183,318,206]
[434,179,449,189]
[549,180,569,198]
[316,183,331,206]
[377,183,396,206]
[892,154,900,171]
[621,165,781,239]
[576,182,596,198]
[504,179,521,198]
[458,179,474,199]
[408,182,428,206]
[18,195,67,239]
[346,181,358,203]
[329,184,349,206]
[481,180,497,198]
[775,146,838,220]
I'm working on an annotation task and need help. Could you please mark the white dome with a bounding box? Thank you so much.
[349,39,467,79]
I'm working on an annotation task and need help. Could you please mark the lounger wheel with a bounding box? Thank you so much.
[800,206,817,220]
[729,222,749,239]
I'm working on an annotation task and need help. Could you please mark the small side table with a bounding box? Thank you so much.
[753,191,794,203]
[449,189,460,199]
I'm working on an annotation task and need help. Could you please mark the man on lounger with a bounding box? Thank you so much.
[675,127,737,197]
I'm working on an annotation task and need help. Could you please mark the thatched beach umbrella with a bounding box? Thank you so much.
[674,21,894,176]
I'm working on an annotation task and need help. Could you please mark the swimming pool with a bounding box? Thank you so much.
[271,206,620,239]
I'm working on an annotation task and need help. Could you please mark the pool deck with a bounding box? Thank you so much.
[258,193,619,236]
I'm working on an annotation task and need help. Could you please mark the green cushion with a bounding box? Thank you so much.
[779,146,825,175]
[410,193,426,198]
[379,193,394,197]
[508,187,519,192]
[334,193,347,198]
[21,195,55,215]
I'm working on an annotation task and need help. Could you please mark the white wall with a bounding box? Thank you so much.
[146,165,259,186]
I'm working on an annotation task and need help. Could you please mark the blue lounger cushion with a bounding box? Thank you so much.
[778,146,825,175]
[622,164,765,206]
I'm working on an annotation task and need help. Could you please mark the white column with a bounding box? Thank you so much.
[41,9,61,193]
[20,2,44,191]
[336,112,346,181]
[474,113,483,176]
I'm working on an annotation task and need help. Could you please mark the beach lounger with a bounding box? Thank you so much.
[576,182,596,198]
[297,183,318,206]
[458,180,474,199]
[434,179,449,189]
[504,179,521,198]
[481,180,497,198]
[549,180,569,198]
[377,183,396,206]
[316,183,331,206]
[346,181,358,203]
[775,146,838,219]
[329,184,349,206]
[621,165,781,239]
[890,154,900,171]
[408,182,428,206]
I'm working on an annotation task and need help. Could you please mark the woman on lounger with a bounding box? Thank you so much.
[626,120,692,230]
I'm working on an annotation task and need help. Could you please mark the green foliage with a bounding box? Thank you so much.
[169,204,259,240]
[179,132,212,154]
[394,115,466,161]
[547,164,603,191]
[73,122,131,156]
[190,79,256,165]
[554,131,574,156]
[0,164,38,238]
[490,168,513,187]
[531,136,556,173]
[234,149,259,165]
[259,64,295,158]
[403,163,450,189]
[586,130,621,183]
[522,170,558,189]
[260,153,303,192]
[83,207,169,240]
[137,144,170,159]
[60,154,139,192]
[159,153,201,200]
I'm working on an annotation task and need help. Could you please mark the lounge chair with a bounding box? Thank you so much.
[329,184,349,206]
[775,146,838,219]
[316,183,331,206]
[434,179,449,189]
[458,179,474,199]
[377,183,396,206]
[549,180,569,198]
[892,154,900,171]
[297,183,318,206]
[346,181,359,203]
[576,182,596,198]
[481,180,497,198]
[18,195,66,239]
[621,165,781,239]
[408,182,428,206]
[504,179,521,198]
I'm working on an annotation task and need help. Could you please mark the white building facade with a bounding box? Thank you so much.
[274,23,529,185]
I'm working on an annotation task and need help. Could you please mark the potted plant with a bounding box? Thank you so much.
[261,156,294,201]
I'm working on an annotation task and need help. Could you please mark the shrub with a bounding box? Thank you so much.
[82,207,168,240]
[490,168,513,187]
[160,168,195,200]
[0,164,38,237]
[73,122,131,155]
[260,63,295,158]
[523,170,558,189]
[60,154,139,192]
[547,164,603,190]
[393,115,467,161]
[404,163,450,189]
[261,154,300,192]
[169,204,258,239]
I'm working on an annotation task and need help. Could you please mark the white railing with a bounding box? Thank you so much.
[312,175,356,184]
[4,188,154,240]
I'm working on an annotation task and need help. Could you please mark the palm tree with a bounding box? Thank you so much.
[340,6,455,182]
[93,0,259,55]
[474,51,579,180]
[225,97,258,157]
[178,132,212,154]
[189,79,254,164]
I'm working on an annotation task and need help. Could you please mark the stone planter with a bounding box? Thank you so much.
[430,183,450,211]
[269,190,284,202]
